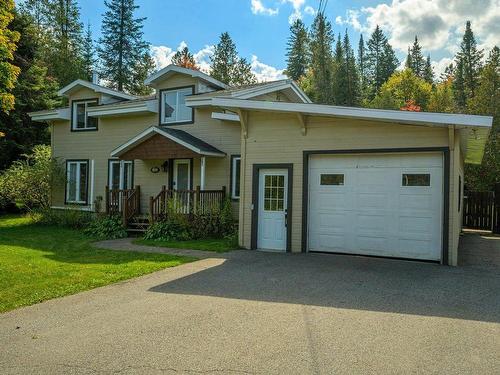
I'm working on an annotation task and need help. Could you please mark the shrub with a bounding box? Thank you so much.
[144,215,192,241]
[32,207,92,229]
[84,215,127,240]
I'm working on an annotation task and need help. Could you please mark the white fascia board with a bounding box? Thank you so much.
[211,112,240,122]
[58,80,136,100]
[110,126,225,158]
[233,81,289,99]
[290,81,312,103]
[28,108,70,121]
[144,64,229,89]
[208,98,493,128]
[87,100,157,117]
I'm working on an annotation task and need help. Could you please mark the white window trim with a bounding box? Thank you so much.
[160,87,194,125]
[231,156,241,199]
[72,99,98,130]
[66,160,88,204]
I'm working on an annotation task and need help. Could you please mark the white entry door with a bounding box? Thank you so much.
[173,159,190,190]
[258,169,288,251]
[308,153,443,261]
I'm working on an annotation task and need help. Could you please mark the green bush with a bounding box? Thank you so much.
[144,216,192,241]
[83,215,127,240]
[32,207,92,229]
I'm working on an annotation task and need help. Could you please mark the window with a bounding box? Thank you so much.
[264,175,285,211]
[231,155,241,199]
[160,86,194,124]
[66,160,89,204]
[71,99,98,131]
[402,173,431,186]
[320,174,344,186]
[109,160,133,190]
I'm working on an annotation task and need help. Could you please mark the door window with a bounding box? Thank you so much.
[109,160,133,190]
[264,175,285,211]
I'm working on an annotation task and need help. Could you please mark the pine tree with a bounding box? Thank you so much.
[423,55,434,84]
[285,19,309,81]
[308,13,334,104]
[0,0,20,112]
[171,46,198,70]
[453,58,467,109]
[343,33,360,106]
[126,52,156,95]
[210,32,255,86]
[409,36,425,77]
[357,34,368,101]
[81,23,96,81]
[365,26,398,98]
[46,0,84,86]
[455,21,484,104]
[98,0,149,93]
[332,34,345,105]
[440,63,454,82]
[405,46,412,69]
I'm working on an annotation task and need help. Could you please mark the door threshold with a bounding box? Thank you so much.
[256,248,286,253]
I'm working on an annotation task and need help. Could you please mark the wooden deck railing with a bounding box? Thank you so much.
[149,186,226,223]
[105,186,141,225]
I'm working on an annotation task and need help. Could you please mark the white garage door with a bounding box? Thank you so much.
[308,153,443,261]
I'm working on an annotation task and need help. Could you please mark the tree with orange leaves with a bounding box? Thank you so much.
[171,47,199,70]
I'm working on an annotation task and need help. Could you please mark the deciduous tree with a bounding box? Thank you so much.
[0,0,20,112]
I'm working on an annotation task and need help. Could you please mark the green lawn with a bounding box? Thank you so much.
[134,237,238,253]
[0,215,195,313]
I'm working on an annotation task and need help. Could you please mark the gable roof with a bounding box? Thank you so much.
[57,80,137,100]
[144,64,229,89]
[186,79,311,104]
[110,126,226,158]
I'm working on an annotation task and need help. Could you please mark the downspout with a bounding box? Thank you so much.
[236,109,248,248]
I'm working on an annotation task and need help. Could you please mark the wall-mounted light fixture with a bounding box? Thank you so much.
[161,160,169,173]
[150,166,160,173]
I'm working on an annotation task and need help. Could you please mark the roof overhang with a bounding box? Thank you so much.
[28,108,70,122]
[57,80,136,100]
[145,64,229,89]
[111,126,226,158]
[88,100,158,117]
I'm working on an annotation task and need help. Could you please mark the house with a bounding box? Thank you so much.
[29,64,493,266]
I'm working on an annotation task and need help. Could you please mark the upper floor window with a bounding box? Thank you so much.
[160,86,194,125]
[72,99,98,131]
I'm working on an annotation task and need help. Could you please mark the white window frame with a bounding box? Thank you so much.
[66,160,89,204]
[72,99,98,131]
[108,160,134,190]
[160,86,194,125]
[231,156,241,199]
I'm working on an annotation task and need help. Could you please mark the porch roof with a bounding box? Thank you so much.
[110,126,226,159]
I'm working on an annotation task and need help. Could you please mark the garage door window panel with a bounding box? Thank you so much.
[320,173,344,186]
[402,173,431,187]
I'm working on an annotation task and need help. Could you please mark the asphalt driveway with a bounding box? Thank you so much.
[1,237,499,374]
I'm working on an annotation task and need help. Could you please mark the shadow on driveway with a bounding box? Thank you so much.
[149,247,500,323]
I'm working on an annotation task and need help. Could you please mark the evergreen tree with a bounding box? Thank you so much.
[357,34,368,100]
[171,46,198,70]
[81,22,96,81]
[440,63,454,82]
[0,10,58,170]
[332,34,345,104]
[46,0,84,86]
[343,33,360,106]
[381,41,398,83]
[210,32,256,86]
[98,0,149,93]
[455,21,484,103]
[285,19,309,81]
[453,58,467,109]
[0,0,20,112]
[126,52,156,95]
[308,13,334,104]
[405,46,412,69]
[409,36,425,77]
[366,25,397,98]
[423,55,434,84]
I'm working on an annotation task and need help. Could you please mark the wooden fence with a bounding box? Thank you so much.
[105,186,141,225]
[463,184,500,233]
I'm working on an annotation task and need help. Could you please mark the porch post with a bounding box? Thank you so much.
[200,156,206,190]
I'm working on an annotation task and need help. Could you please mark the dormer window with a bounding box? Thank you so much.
[160,86,194,125]
[72,99,98,131]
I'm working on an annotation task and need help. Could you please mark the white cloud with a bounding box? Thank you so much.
[251,55,286,82]
[353,0,500,54]
[335,10,363,32]
[251,0,279,16]
[304,5,316,16]
[151,43,285,83]
[432,57,454,78]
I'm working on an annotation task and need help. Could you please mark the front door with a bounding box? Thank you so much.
[258,169,288,251]
[173,159,191,190]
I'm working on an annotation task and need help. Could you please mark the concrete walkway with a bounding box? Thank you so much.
[1,234,499,374]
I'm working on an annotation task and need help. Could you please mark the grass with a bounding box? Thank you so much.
[134,237,238,253]
[0,215,196,313]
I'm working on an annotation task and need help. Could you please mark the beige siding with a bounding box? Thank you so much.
[51,79,241,215]
[238,112,461,263]
[449,128,464,266]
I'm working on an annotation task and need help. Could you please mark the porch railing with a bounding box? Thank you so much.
[149,185,226,223]
[105,185,141,225]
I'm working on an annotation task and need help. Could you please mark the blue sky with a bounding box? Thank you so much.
[78,0,499,81]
